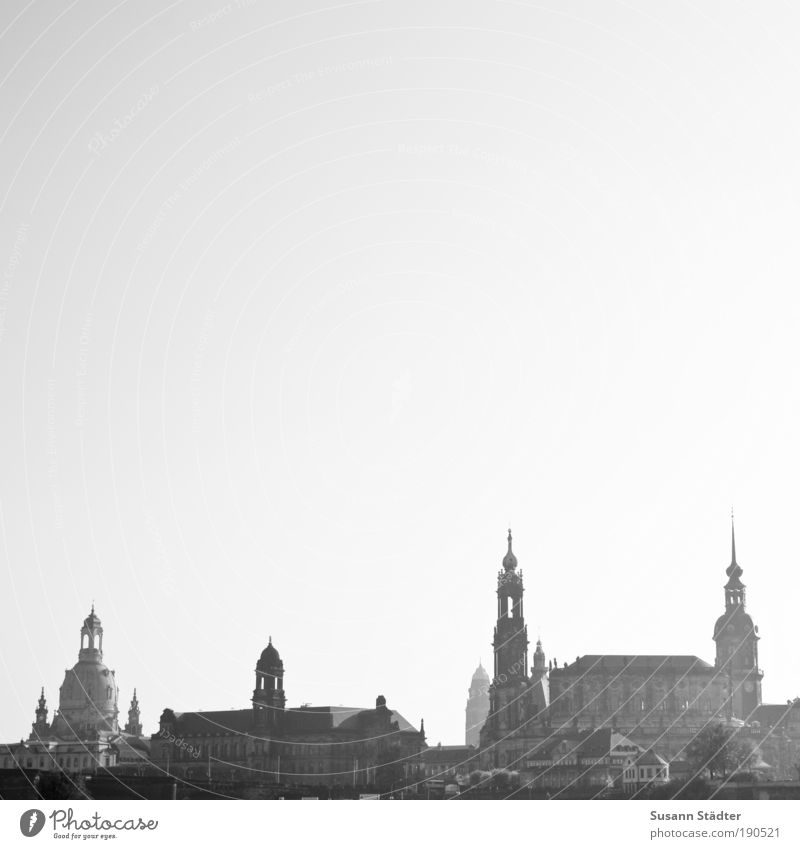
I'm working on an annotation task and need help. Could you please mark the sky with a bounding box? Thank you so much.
[1,0,800,748]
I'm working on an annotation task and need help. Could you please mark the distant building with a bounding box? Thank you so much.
[465,663,489,747]
[0,607,149,774]
[149,638,425,792]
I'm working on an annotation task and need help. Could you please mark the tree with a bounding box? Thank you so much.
[686,723,755,781]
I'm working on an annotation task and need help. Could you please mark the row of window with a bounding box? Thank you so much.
[2,753,112,770]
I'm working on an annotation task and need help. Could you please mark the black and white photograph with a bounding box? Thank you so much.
[1,1,799,845]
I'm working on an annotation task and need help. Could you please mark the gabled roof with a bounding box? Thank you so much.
[528,728,639,760]
[637,749,668,767]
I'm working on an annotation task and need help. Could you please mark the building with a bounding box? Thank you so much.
[523,728,666,793]
[465,663,489,747]
[149,638,426,793]
[0,607,149,775]
[420,743,479,782]
[479,523,800,782]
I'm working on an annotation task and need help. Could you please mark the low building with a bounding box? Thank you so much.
[420,743,479,783]
[523,728,647,792]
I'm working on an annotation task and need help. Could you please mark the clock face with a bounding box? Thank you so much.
[745,682,754,693]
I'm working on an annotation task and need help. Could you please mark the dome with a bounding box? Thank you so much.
[83,607,102,630]
[471,663,490,683]
[258,638,282,670]
[53,660,118,737]
[502,529,517,571]
[713,608,754,640]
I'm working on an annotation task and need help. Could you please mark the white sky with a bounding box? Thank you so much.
[1,1,800,747]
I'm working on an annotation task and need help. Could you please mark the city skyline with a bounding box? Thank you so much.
[3,0,800,758]
[2,516,796,750]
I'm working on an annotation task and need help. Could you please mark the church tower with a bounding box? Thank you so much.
[713,518,762,719]
[31,688,50,739]
[485,530,530,739]
[124,689,143,736]
[465,662,490,747]
[253,637,286,727]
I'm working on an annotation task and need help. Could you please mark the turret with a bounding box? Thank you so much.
[30,688,50,739]
[124,689,143,736]
[253,637,286,726]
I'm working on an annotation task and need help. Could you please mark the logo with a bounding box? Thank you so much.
[19,809,46,837]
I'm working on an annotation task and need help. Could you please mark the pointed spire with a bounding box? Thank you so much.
[726,510,743,581]
[502,527,518,570]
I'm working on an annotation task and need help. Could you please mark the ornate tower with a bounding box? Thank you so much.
[52,606,119,738]
[80,604,103,660]
[253,637,286,727]
[465,662,490,747]
[486,530,530,739]
[124,689,143,736]
[713,518,762,719]
[30,688,50,739]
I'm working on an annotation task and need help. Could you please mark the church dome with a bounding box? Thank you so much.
[713,607,754,640]
[83,606,102,631]
[54,660,119,737]
[258,638,282,670]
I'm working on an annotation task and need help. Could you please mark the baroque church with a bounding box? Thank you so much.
[477,526,800,782]
[0,607,149,774]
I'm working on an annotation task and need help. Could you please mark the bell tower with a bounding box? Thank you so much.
[253,637,286,727]
[485,530,530,742]
[713,517,762,719]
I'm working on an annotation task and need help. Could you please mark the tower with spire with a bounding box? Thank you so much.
[30,688,50,739]
[712,516,762,719]
[481,529,534,757]
[465,662,490,747]
[124,689,142,736]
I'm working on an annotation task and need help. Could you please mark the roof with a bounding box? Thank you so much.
[422,745,475,764]
[753,704,796,728]
[168,706,420,737]
[637,749,668,767]
[471,664,490,682]
[529,728,639,760]
[551,655,714,675]
[713,607,754,640]
[170,710,256,735]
